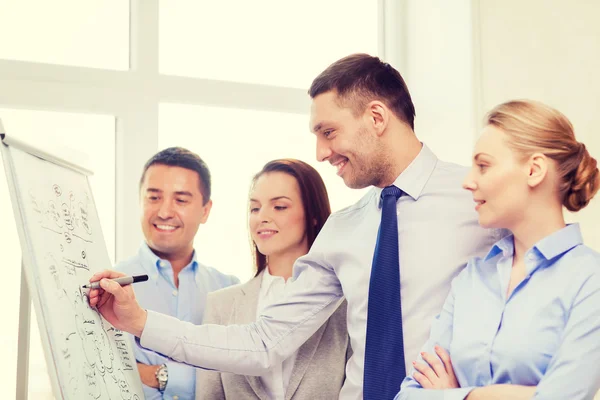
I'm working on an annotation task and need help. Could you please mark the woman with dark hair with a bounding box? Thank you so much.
[196,159,351,399]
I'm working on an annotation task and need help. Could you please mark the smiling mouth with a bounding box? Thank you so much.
[331,158,348,176]
[257,230,278,237]
[154,224,178,232]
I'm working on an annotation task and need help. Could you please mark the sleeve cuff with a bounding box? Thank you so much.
[140,310,180,358]
[394,387,476,400]
[448,387,476,400]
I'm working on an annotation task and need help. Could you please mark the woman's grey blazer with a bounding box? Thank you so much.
[195,271,351,399]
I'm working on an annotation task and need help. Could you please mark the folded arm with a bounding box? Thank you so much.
[130,334,198,399]
[465,385,535,400]
[467,271,600,400]
[531,271,600,399]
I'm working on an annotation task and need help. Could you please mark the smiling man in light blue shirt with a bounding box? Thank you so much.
[116,147,239,400]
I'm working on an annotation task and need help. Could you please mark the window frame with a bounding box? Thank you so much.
[0,1,395,398]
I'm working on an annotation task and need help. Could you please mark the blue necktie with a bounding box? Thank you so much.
[364,185,405,399]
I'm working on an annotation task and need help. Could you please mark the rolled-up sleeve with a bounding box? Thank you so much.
[140,233,344,375]
[533,271,600,399]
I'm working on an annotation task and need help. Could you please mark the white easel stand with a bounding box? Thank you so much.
[16,260,30,400]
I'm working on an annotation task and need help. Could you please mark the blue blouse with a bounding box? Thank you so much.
[396,224,600,399]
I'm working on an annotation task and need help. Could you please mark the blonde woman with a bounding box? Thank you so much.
[398,100,600,400]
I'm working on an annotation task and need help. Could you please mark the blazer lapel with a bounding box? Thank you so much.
[284,319,329,400]
[233,274,270,400]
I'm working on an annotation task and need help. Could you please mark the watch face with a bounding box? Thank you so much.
[157,369,168,381]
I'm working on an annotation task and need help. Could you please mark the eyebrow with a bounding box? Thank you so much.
[249,196,292,202]
[312,122,323,133]
[473,153,494,162]
[146,188,193,196]
[312,121,335,134]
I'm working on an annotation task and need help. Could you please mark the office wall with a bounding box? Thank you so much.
[401,0,478,166]
[477,0,600,248]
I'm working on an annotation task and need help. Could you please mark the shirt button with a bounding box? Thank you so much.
[158,261,166,268]
[172,290,178,296]
[173,396,179,400]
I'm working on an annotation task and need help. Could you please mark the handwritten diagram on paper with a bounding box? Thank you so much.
[10,146,143,400]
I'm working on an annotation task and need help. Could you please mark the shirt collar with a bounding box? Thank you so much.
[484,235,513,261]
[484,223,583,262]
[533,223,583,260]
[137,242,199,281]
[374,143,438,202]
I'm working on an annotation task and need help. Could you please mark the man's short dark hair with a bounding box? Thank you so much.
[140,147,211,204]
[308,53,416,129]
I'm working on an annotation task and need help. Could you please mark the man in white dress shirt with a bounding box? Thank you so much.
[89,53,502,399]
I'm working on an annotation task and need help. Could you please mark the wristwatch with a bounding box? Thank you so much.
[155,363,168,392]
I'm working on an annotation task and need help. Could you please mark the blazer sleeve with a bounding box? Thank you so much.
[196,293,226,400]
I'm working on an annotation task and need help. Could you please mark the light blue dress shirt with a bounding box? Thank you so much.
[116,243,239,400]
[138,144,503,399]
[397,223,600,400]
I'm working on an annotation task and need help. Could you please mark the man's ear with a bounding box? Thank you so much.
[199,199,213,224]
[366,100,389,137]
[527,153,548,188]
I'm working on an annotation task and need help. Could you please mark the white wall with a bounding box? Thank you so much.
[476,0,600,248]
[401,0,479,166]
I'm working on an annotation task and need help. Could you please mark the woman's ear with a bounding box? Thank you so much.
[313,218,318,227]
[527,153,548,188]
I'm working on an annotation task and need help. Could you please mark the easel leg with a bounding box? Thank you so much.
[16,260,30,400]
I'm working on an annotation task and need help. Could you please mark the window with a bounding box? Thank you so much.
[1,2,386,397]
[160,0,378,88]
[0,0,129,70]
